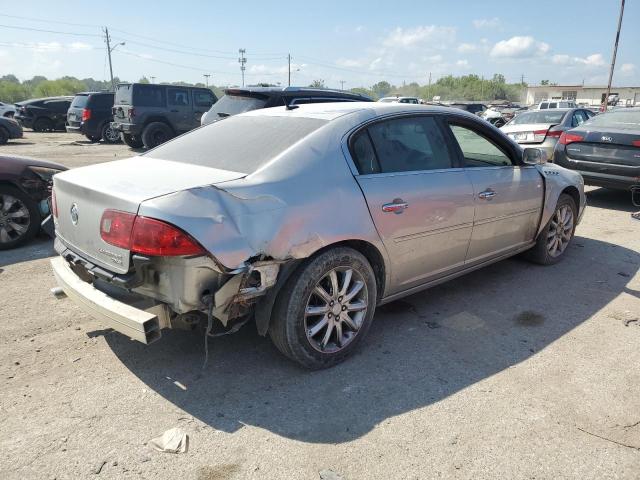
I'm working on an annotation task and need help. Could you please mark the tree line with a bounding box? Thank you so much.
[1,73,527,104]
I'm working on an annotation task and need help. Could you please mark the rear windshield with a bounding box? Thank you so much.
[584,110,640,129]
[146,115,327,174]
[510,110,566,125]
[70,95,89,108]
[207,94,267,118]
[115,84,132,105]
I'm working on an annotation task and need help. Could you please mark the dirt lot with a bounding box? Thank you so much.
[1,132,639,479]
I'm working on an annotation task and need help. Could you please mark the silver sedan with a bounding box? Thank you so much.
[50,103,586,369]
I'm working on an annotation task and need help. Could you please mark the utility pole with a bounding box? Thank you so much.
[604,0,625,112]
[480,75,484,101]
[521,74,526,104]
[287,53,291,87]
[427,72,431,101]
[339,80,345,90]
[203,74,210,87]
[238,48,247,87]
[104,27,115,91]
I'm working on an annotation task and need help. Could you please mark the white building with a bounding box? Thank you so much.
[525,85,640,107]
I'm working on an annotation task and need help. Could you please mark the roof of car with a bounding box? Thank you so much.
[243,101,474,122]
[224,86,371,99]
[75,91,113,96]
[16,96,74,105]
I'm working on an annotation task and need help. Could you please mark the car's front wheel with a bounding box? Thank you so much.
[269,247,377,369]
[526,193,577,265]
[0,185,40,250]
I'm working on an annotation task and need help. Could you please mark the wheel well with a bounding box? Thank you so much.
[561,186,580,209]
[315,239,386,298]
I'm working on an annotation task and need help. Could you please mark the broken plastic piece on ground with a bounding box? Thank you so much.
[148,427,189,453]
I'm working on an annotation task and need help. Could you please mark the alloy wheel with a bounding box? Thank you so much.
[304,267,368,353]
[0,194,30,244]
[104,125,119,143]
[547,204,574,257]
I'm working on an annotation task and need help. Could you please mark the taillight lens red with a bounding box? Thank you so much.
[51,189,58,218]
[547,129,563,138]
[100,209,204,256]
[100,210,136,249]
[533,129,548,142]
[127,108,135,117]
[82,108,91,121]
[632,140,640,147]
[559,132,584,145]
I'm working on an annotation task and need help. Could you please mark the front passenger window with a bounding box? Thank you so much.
[449,125,513,167]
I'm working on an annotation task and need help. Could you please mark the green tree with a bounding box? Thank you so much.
[309,79,326,88]
[370,81,392,99]
[540,80,550,85]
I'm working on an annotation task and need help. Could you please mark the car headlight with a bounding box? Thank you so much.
[27,166,65,183]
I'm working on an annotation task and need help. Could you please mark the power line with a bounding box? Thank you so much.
[0,13,100,28]
[0,23,102,37]
[0,41,99,50]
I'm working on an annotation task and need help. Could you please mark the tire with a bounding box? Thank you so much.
[525,193,577,265]
[121,133,144,148]
[33,117,53,132]
[0,185,40,250]
[101,122,120,144]
[141,122,173,149]
[269,247,377,369]
[0,127,8,145]
[85,134,101,143]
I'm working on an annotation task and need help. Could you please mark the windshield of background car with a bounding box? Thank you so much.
[146,115,328,174]
[510,111,566,125]
[584,110,640,129]
[70,95,89,109]
[207,95,267,118]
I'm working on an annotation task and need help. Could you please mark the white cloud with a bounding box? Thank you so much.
[424,54,443,63]
[382,25,456,48]
[456,59,470,69]
[336,58,364,68]
[552,53,605,67]
[69,42,92,52]
[620,63,636,74]
[490,36,550,58]
[473,18,500,29]
[457,43,477,53]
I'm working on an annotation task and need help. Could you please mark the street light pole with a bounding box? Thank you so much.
[238,49,247,87]
[604,0,625,112]
[287,53,291,87]
[203,74,210,87]
[104,27,125,92]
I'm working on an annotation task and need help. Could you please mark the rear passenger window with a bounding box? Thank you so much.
[133,85,165,107]
[168,88,190,106]
[351,131,379,175]
[449,124,513,167]
[363,116,453,173]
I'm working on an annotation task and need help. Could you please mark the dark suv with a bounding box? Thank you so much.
[111,83,217,149]
[201,87,372,125]
[15,96,73,132]
[66,92,119,143]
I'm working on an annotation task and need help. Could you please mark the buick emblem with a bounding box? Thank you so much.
[70,203,79,225]
[601,136,613,142]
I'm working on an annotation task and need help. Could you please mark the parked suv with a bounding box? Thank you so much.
[66,92,119,143]
[111,83,217,149]
[14,96,73,132]
[201,87,372,125]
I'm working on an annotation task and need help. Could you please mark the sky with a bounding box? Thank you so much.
[0,0,638,89]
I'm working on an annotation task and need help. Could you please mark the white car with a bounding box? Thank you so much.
[538,100,577,109]
[378,97,420,104]
[0,101,16,118]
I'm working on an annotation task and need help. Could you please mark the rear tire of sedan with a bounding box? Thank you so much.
[121,133,144,148]
[142,122,173,149]
[0,185,40,250]
[526,193,577,265]
[269,247,377,369]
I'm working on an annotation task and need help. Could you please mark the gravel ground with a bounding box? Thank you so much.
[1,132,639,479]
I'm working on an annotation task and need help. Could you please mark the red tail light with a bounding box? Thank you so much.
[82,108,91,121]
[127,108,135,117]
[100,209,204,256]
[546,129,563,138]
[533,129,548,142]
[632,140,640,147]
[51,189,58,218]
[559,132,584,145]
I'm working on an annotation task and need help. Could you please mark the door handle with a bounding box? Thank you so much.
[382,200,409,213]
[478,189,496,200]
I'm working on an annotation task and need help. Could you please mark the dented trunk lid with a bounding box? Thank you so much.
[53,157,245,274]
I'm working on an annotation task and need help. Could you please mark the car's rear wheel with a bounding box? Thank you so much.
[101,123,120,144]
[0,127,8,145]
[526,193,577,265]
[33,117,53,132]
[0,185,40,250]
[142,122,173,149]
[121,133,144,148]
[269,247,377,369]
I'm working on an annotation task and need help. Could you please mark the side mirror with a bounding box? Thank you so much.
[522,148,548,165]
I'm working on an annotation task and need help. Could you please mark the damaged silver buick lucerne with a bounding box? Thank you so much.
[50,103,586,368]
